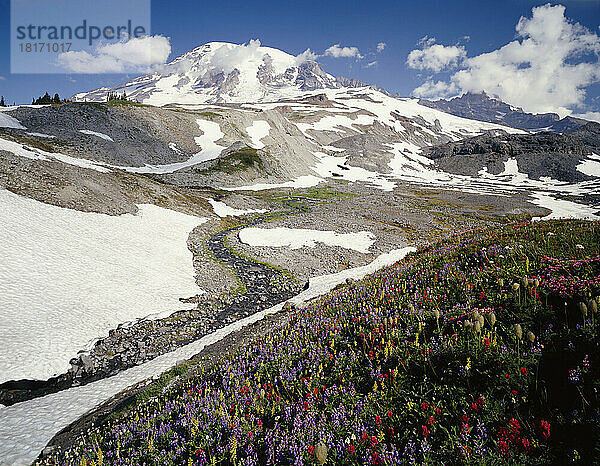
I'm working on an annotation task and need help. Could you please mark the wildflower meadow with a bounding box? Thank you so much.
[40,219,600,465]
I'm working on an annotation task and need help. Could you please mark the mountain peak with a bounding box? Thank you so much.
[73,41,368,105]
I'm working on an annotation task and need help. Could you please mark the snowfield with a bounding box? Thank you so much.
[0,113,26,130]
[78,129,114,141]
[310,88,525,140]
[114,119,225,174]
[0,247,415,466]
[26,132,55,138]
[246,120,270,149]
[0,136,111,173]
[239,227,375,253]
[0,189,206,383]
[578,154,600,177]
[295,113,376,138]
[530,192,600,220]
[207,198,267,217]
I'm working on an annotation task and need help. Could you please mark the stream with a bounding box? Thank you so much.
[0,198,310,406]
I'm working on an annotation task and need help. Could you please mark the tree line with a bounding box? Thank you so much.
[106,92,128,102]
[32,92,66,105]
[0,91,131,107]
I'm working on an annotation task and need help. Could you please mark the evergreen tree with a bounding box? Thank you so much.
[53,93,60,104]
[33,92,55,105]
[0,96,5,107]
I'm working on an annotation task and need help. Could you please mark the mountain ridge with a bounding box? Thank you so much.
[419,91,587,133]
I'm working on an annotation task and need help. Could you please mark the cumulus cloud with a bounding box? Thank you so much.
[412,79,458,99]
[377,42,386,53]
[295,43,364,63]
[406,37,466,72]
[295,48,320,65]
[208,39,263,74]
[57,35,171,73]
[573,111,600,123]
[324,44,363,59]
[410,4,600,117]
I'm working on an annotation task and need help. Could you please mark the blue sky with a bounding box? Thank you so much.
[0,0,599,117]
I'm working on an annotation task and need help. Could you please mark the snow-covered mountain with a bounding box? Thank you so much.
[73,41,367,105]
[7,40,598,209]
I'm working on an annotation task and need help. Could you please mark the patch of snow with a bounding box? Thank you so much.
[578,157,600,177]
[0,246,414,466]
[322,145,346,152]
[184,104,254,113]
[530,192,599,220]
[26,132,55,138]
[78,129,114,141]
[227,174,325,191]
[169,142,183,154]
[0,105,49,112]
[246,120,270,149]
[310,151,396,191]
[387,142,438,180]
[0,113,26,130]
[0,136,111,173]
[295,113,376,138]
[207,198,267,217]
[0,189,206,383]
[498,158,530,184]
[239,227,375,253]
[115,119,225,174]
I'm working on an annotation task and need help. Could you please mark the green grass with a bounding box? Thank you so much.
[103,99,150,108]
[196,147,264,175]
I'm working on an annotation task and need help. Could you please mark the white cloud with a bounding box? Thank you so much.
[324,44,363,59]
[210,39,263,74]
[410,5,600,117]
[376,42,386,53]
[295,48,320,65]
[573,111,600,123]
[365,61,377,68]
[57,35,171,73]
[296,43,364,63]
[412,79,458,99]
[0,76,5,81]
[406,37,466,72]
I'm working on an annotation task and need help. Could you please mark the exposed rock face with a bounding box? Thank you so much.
[295,61,337,90]
[426,131,590,160]
[335,76,368,88]
[257,55,275,85]
[425,122,600,183]
[419,92,587,132]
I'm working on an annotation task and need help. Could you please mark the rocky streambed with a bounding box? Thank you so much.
[0,210,302,406]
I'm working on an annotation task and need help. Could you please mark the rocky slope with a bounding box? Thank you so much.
[425,122,600,183]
